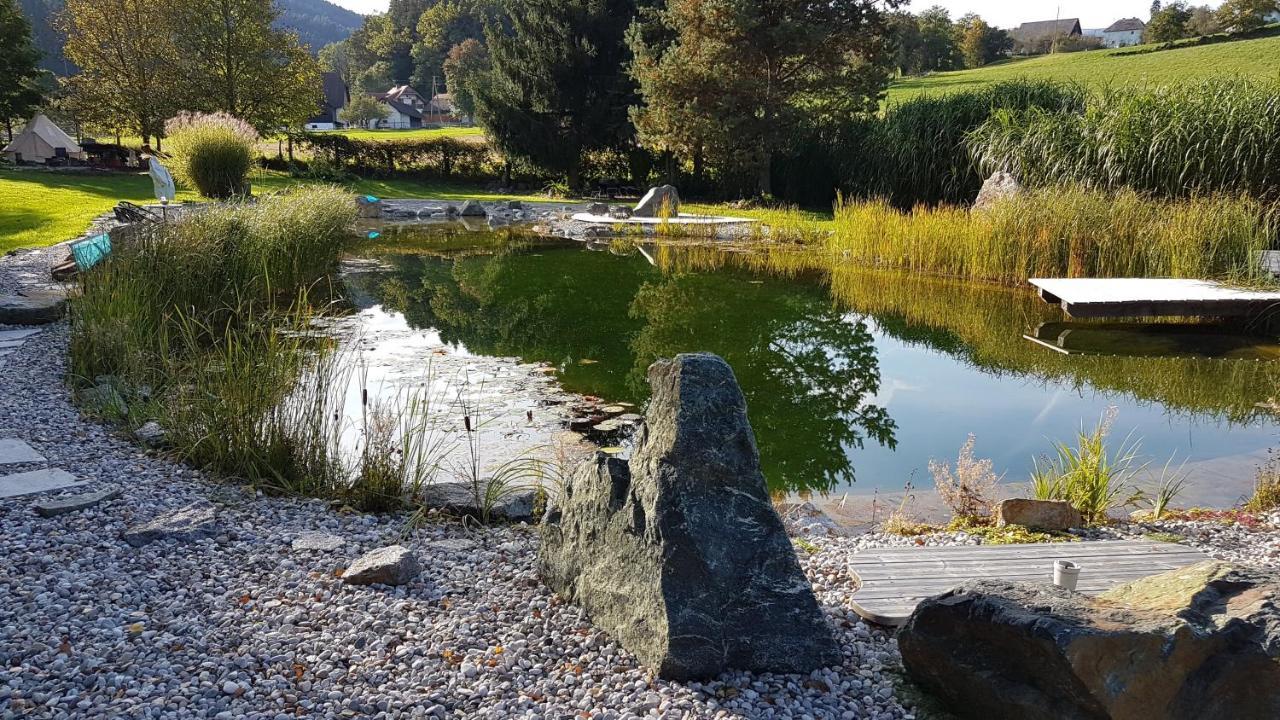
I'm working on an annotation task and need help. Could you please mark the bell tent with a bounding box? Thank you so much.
[2,114,85,164]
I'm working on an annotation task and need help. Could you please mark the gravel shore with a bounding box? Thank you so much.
[5,230,1280,720]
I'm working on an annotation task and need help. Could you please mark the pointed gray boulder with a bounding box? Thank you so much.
[632,185,680,218]
[540,353,839,680]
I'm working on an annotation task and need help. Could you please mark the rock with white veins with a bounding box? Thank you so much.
[33,486,122,517]
[342,545,421,586]
[540,352,841,679]
[122,502,218,547]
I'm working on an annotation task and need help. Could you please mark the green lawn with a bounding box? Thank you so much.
[0,169,199,254]
[887,34,1280,103]
[315,126,486,142]
[0,168,558,253]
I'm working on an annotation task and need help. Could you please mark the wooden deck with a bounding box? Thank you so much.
[847,540,1208,626]
[1029,278,1280,319]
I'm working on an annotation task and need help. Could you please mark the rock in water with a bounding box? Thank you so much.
[540,352,839,680]
[458,200,487,217]
[994,498,1082,531]
[122,502,217,547]
[632,185,680,218]
[899,561,1280,720]
[342,545,421,586]
[972,170,1022,211]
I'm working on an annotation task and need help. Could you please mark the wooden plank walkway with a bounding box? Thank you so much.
[1029,278,1280,319]
[847,540,1209,626]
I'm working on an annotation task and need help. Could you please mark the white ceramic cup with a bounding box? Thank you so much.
[1054,560,1081,590]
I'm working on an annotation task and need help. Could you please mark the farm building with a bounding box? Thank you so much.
[1101,18,1145,47]
[305,72,350,131]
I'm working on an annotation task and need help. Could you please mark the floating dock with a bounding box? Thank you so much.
[1029,278,1280,319]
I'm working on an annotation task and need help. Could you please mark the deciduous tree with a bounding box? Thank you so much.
[338,93,389,128]
[170,0,322,133]
[472,0,638,189]
[1146,1,1193,41]
[0,0,44,141]
[1216,0,1279,32]
[58,0,178,145]
[442,38,487,119]
[957,14,1011,68]
[629,0,895,195]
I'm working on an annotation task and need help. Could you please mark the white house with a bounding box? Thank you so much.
[1101,18,1145,47]
[368,86,427,130]
[304,72,349,131]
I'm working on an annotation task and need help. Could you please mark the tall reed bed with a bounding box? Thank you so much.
[828,188,1275,285]
[69,186,361,497]
[970,78,1280,200]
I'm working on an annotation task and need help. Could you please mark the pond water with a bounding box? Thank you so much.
[343,225,1280,509]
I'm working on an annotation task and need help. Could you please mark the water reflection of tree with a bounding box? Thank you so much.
[628,273,896,493]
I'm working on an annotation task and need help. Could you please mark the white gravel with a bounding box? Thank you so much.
[0,324,914,720]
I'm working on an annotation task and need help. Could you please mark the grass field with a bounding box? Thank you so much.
[887,34,1280,103]
[314,126,485,142]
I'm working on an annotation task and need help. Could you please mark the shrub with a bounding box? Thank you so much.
[827,187,1275,285]
[929,434,1002,520]
[164,112,259,199]
[292,132,496,180]
[970,78,1280,200]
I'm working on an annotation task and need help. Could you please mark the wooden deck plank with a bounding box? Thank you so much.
[847,540,1209,627]
[1028,277,1280,319]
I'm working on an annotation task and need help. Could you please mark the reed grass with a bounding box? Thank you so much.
[970,78,1280,200]
[1030,407,1147,524]
[827,187,1275,285]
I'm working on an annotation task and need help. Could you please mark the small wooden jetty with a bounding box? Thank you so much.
[847,540,1208,626]
[1029,278,1280,319]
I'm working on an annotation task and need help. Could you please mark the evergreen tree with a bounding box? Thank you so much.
[0,0,44,141]
[473,0,637,189]
[629,0,893,195]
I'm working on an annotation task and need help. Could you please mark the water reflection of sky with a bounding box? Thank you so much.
[857,317,1278,507]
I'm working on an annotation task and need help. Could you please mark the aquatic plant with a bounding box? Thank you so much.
[1245,448,1280,512]
[929,434,1002,521]
[1030,407,1147,524]
[827,187,1275,285]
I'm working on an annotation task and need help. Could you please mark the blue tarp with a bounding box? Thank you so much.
[70,233,112,271]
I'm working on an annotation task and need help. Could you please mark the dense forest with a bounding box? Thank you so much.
[17,0,361,71]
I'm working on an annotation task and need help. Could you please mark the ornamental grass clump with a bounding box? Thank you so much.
[164,112,259,199]
[1030,407,1146,524]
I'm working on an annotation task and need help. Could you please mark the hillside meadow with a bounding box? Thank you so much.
[887,34,1280,103]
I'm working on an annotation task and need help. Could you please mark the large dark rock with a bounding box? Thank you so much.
[899,561,1280,720]
[539,352,839,680]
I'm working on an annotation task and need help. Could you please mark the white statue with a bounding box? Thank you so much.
[147,155,176,203]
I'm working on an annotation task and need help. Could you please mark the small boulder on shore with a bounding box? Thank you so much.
[898,561,1280,720]
[540,352,839,680]
[122,502,217,547]
[458,200,487,217]
[342,545,421,586]
[632,185,680,218]
[972,170,1022,211]
[994,498,1082,531]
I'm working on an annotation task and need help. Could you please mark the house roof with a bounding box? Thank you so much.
[381,98,423,119]
[1012,18,1083,40]
[320,72,347,111]
[1104,18,1146,32]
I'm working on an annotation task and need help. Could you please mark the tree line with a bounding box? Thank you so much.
[0,0,321,146]
[1147,0,1279,42]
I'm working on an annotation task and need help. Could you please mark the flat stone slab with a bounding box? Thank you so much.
[0,438,46,465]
[292,532,345,552]
[571,212,757,226]
[342,545,421,586]
[122,502,218,547]
[0,469,85,499]
[0,291,67,325]
[848,540,1210,626]
[0,329,41,342]
[33,487,122,517]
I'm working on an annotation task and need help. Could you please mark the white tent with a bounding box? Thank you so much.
[2,114,85,163]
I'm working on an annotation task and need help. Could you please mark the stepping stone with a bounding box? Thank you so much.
[0,329,41,342]
[33,487,122,517]
[122,502,218,547]
[0,438,46,465]
[0,291,66,325]
[0,469,85,499]
[292,532,345,552]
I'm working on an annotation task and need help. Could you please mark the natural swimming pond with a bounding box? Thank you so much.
[343,225,1280,509]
